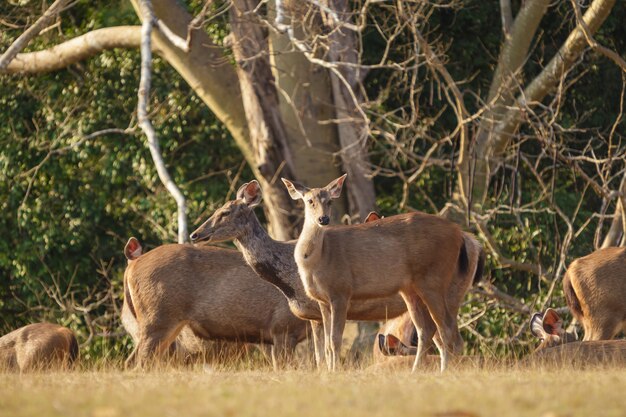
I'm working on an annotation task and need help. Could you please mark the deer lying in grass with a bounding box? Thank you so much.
[0,323,78,372]
[282,174,479,372]
[190,181,484,368]
[121,237,308,369]
[528,246,626,365]
[373,312,418,360]
[529,308,626,366]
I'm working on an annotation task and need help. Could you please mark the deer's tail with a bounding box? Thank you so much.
[563,271,583,322]
[68,333,80,364]
[124,275,137,319]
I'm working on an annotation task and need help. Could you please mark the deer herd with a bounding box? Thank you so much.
[2,175,625,372]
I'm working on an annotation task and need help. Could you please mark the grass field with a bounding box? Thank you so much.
[1,364,625,417]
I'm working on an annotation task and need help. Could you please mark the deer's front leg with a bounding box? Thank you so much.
[329,296,348,371]
[310,319,326,369]
[319,301,333,370]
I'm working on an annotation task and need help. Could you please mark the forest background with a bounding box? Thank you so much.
[1,0,624,363]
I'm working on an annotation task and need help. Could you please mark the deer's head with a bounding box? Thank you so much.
[530,308,578,350]
[281,174,347,227]
[190,181,262,244]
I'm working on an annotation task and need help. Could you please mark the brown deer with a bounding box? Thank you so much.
[0,323,78,372]
[189,181,484,369]
[373,312,418,360]
[529,308,626,366]
[282,174,476,372]
[121,237,308,369]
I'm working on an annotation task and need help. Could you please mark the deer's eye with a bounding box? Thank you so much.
[308,199,313,205]
[221,211,231,218]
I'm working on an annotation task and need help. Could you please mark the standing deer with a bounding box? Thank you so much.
[121,237,308,369]
[0,323,78,372]
[189,181,484,369]
[282,174,475,372]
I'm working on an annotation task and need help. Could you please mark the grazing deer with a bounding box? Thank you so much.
[0,323,78,372]
[282,174,477,372]
[529,308,626,366]
[121,237,308,369]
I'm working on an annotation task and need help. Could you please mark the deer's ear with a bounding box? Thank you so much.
[237,181,263,207]
[124,237,143,261]
[530,312,547,339]
[542,308,563,336]
[364,211,381,223]
[385,334,402,351]
[281,178,308,200]
[325,174,347,199]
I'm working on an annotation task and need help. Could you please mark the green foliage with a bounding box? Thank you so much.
[0,0,245,359]
[0,0,624,360]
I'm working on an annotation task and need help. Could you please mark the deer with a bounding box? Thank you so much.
[528,246,626,365]
[0,323,78,372]
[373,312,417,360]
[121,237,308,369]
[282,174,480,372]
[189,181,484,369]
[529,308,626,366]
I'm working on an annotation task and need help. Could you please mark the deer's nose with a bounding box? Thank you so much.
[318,215,330,226]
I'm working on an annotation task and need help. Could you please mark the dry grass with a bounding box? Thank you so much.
[1,363,625,417]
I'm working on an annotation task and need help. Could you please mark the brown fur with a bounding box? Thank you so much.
[373,232,484,363]
[121,241,308,369]
[283,175,472,372]
[562,247,626,341]
[526,340,626,368]
[0,323,78,372]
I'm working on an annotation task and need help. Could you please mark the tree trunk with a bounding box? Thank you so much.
[326,0,377,221]
[229,0,299,240]
[459,0,616,210]
[458,0,550,208]
[268,0,347,221]
[129,0,295,238]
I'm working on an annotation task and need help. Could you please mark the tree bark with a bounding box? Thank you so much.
[326,0,377,221]
[268,0,347,221]
[129,0,296,238]
[2,27,143,75]
[229,0,299,240]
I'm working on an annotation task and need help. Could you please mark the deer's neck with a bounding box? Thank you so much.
[234,212,315,315]
[295,219,326,269]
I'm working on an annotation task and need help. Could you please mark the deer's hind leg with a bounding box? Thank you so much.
[134,322,186,369]
[399,289,437,373]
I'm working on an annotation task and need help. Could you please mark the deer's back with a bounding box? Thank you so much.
[567,247,626,319]
[321,212,463,296]
[126,244,304,340]
[0,323,77,371]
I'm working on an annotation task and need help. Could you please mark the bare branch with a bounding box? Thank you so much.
[499,0,513,38]
[0,0,72,70]
[2,27,143,75]
[138,0,188,243]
